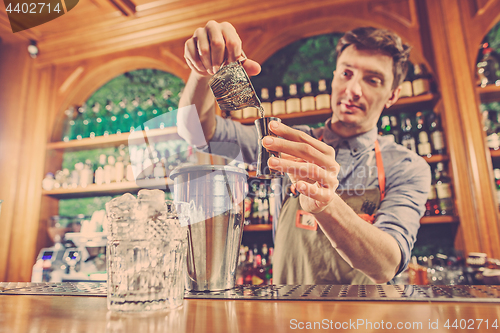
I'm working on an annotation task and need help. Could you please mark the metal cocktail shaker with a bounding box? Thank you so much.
[170,165,248,291]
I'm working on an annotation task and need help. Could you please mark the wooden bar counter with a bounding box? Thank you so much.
[1,293,500,332]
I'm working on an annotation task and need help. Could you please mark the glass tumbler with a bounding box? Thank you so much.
[106,197,188,312]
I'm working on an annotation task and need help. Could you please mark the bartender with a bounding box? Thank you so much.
[177,21,431,284]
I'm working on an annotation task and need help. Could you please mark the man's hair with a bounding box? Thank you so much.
[336,27,412,90]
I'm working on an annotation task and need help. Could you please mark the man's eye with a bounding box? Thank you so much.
[368,77,382,85]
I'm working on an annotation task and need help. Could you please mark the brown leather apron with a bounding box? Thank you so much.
[273,140,385,285]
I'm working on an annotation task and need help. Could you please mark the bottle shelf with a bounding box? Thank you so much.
[489,148,500,158]
[46,126,180,152]
[233,94,438,126]
[420,216,458,224]
[244,224,272,232]
[242,217,454,231]
[477,84,500,103]
[42,178,173,199]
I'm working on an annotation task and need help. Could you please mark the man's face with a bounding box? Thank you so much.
[331,45,400,134]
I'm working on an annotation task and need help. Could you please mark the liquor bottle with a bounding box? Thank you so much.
[261,243,269,262]
[118,100,134,133]
[416,112,432,157]
[301,82,316,112]
[435,162,454,215]
[399,63,413,98]
[427,112,446,154]
[412,64,432,96]
[477,43,500,87]
[315,79,330,110]
[252,255,266,285]
[104,100,118,136]
[266,247,273,285]
[115,156,125,183]
[379,115,395,142]
[62,106,76,142]
[130,98,141,130]
[399,79,413,98]
[260,88,272,117]
[90,103,105,138]
[83,159,94,187]
[42,173,55,191]
[401,117,417,152]
[243,250,254,285]
[70,105,85,141]
[153,159,165,180]
[124,154,134,182]
[244,195,253,226]
[236,246,247,285]
[251,183,261,224]
[494,169,500,207]
[104,155,116,184]
[483,110,500,149]
[272,86,286,115]
[389,115,402,144]
[425,171,439,216]
[95,154,106,185]
[286,84,301,113]
[242,106,258,119]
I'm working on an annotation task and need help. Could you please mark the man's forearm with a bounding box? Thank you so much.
[314,194,401,283]
[178,71,217,144]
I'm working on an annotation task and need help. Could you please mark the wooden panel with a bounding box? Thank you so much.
[47,127,180,151]
[42,178,174,199]
[0,43,33,282]
[424,0,500,257]
[460,0,500,69]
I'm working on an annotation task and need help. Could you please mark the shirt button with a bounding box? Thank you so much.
[353,148,358,153]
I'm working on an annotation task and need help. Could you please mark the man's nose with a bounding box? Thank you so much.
[345,77,362,99]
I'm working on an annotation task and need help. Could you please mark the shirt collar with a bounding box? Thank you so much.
[322,118,378,154]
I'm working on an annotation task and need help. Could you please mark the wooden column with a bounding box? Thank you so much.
[423,0,500,257]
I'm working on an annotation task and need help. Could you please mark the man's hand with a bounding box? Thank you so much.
[262,121,340,214]
[184,20,261,77]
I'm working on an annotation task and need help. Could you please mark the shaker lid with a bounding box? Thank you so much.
[169,164,248,180]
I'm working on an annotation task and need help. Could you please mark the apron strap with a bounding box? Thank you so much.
[374,140,386,201]
[316,133,386,223]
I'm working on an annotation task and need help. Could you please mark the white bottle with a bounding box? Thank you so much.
[285,84,301,113]
[94,154,106,185]
[260,88,272,116]
[315,80,331,110]
[104,156,116,184]
[114,156,124,183]
[42,173,55,191]
[301,82,315,112]
[272,86,286,115]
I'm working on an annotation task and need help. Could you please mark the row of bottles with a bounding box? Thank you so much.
[236,244,273,285]
[481,102,500,149]
[399,63,434,98]
[377,110,446,157]
[229,80,331,119]
[244,180,275,225]
[425,162,454,216]
[476,42,500,87]
[62,95,178,142]
[42,142,196,190]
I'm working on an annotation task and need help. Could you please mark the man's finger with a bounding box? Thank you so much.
[185,38,207,73]
[220,22,242,63]
[194,28,214,75]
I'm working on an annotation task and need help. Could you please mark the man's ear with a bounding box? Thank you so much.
[385,86,401,109]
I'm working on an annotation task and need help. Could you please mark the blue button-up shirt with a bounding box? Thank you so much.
[206,115,431,275]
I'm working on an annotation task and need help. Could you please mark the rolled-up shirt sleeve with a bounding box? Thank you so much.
[373,152,431,275]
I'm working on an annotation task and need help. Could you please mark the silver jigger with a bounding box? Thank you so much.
[209,60,262,112]
[255,117,282,179]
